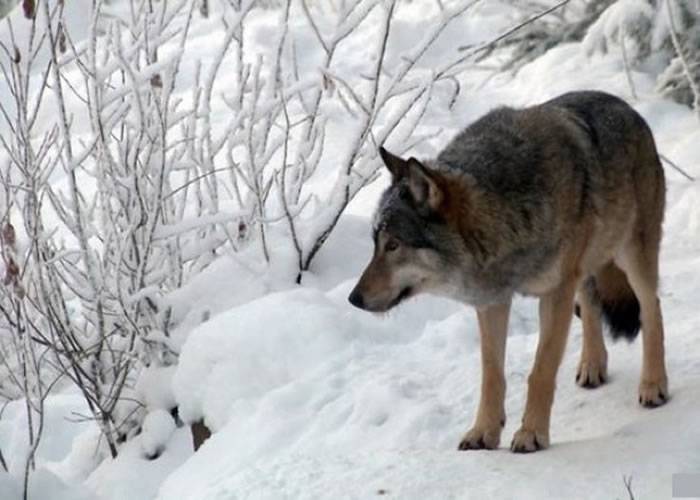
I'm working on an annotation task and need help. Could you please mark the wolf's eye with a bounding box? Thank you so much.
[385,239,399,252]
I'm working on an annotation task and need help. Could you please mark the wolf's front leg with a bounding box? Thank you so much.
[511,279,577,453]
[459,301,510,450]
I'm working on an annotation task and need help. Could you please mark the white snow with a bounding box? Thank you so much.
[84,427,192,500]
[0,394,100,499]
[1,1,700,500]
[140,411,177,460]
[136,366,179,413]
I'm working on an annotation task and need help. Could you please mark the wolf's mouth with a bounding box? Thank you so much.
[389,286,413,309]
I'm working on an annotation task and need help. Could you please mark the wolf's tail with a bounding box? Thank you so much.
[578,262,641,341]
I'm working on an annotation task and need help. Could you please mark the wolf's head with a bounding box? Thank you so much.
[348,147,468,312]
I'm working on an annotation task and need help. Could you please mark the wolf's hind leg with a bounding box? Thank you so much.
[511,278,577,453]
[616,242,668,407]
[459,301,510,451]
[576,280,608,388]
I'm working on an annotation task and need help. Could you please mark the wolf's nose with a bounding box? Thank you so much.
[348,290,365,309]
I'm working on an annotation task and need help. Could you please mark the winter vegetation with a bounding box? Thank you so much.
[0,0,698,499]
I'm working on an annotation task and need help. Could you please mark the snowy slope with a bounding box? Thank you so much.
[159,251,700,500]
[157,230,700,500]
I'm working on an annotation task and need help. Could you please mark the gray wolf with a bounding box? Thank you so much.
[348,90,668,452]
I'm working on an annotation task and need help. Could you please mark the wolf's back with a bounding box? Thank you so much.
[544,90,663,175]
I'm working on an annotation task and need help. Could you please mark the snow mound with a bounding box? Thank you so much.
[173,288,389,430]
[141,410,177,459]
[136,366,178,412]
[0,468,93,500]
[85,427,193,500]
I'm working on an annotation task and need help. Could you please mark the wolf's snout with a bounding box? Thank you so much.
[348,289,366,309]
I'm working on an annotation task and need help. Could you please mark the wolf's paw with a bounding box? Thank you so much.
[510,428,549,453]
[639,376,668,408]
[458,425,502,451]
[576,356,607,389]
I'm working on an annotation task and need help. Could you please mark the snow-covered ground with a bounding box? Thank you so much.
[2,1,700,499]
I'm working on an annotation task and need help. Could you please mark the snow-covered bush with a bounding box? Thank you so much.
[475,0,618,72]
[654,0,700,113]
[488,0,700,114]
[583,0,700,112]
[582,0,655,63]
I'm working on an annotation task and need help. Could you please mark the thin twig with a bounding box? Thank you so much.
[660,153,695,181]
[458,0,572,52]
[623,474,635,500]
[620,26,637,101]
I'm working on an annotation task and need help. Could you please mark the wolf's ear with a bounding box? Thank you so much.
[405,157,443,212]
[378,146,407,179]
[379,147,443,211]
